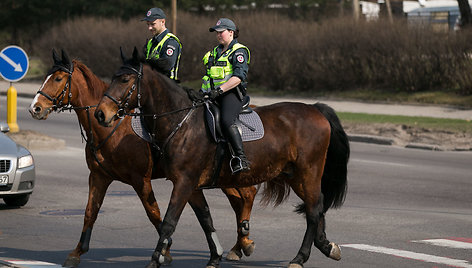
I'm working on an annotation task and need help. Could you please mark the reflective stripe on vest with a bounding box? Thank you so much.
[146,33,182,80]
[201,43,250,92]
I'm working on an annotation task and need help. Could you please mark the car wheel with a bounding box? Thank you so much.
[3,194,30,207]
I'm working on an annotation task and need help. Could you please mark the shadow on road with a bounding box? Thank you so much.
[0,247,292,267]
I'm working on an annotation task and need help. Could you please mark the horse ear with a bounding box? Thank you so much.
[61,49,72,67]
[120,47,126,63]
[132,46,139,62]
[52,49,61,64]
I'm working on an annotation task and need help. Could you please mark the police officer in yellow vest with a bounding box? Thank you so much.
[141,7,182,81]
[202,18,251,173]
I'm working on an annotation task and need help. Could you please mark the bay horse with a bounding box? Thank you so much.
[94,48,350,268]
[29,49,258,267]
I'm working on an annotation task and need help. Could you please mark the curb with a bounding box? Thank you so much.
[349,133,472,151]
[6,130,65,151]
[348,134,394,146]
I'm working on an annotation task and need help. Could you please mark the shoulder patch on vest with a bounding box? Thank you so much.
[236,55,245,63]
[166,48,174,56]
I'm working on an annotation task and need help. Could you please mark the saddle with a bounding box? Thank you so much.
[204,95,264,143]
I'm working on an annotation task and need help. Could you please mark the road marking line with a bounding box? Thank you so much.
[6,260,59,265]
[352,159,412,167]
[341,244,472,268]
[412,239,472,249]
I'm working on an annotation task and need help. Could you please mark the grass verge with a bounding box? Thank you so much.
[338,112,472,134]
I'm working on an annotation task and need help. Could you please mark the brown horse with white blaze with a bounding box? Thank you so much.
[94,48,350,268]
[29,49,258,267]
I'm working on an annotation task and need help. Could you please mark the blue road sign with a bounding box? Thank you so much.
[0,45,29,82]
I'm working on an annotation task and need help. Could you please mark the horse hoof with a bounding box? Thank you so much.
[161,254,172,265]
[145,260,160,268]
[226,249,242,261]
[242,241,255,256]
[63,256,80,267]
[329,242,342,261]
[287,263,303,268]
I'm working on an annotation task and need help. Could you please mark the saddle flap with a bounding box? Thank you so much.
[204,102,223,142]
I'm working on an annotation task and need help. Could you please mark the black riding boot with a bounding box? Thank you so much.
[226,124,250,174]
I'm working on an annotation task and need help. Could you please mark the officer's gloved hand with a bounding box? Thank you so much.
[206,87,223,100]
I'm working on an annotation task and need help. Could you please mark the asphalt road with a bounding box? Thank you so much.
[0,96,471,268]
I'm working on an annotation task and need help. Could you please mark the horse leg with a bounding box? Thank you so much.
[221,187,257,261]
[188,189,223,268]
[145,180,195,268]
[313,209,342,261]
[288,199,320,268]
[64,173,112,268]
[130,178,172,265]
[286,173,326,268]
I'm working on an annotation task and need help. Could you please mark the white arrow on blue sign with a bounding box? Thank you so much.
[0,45,29,82]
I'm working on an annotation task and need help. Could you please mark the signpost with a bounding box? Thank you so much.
[0,45,29,132]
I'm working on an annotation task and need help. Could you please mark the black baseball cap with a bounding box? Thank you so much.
[141,7,166,21]
[209,18,237,32]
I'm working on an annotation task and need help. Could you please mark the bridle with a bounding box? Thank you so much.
[37,64,74,112]
[103,64,143,119]
[37,62,125,179]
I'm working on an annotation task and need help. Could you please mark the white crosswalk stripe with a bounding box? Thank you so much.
[412,238,472,249]
[342,238,472,268]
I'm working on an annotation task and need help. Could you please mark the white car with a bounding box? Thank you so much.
[0,122,35,206]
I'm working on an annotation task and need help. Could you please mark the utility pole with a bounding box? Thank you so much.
[353,0,360,21]
[385,0,394,23]
[172,0,177,34]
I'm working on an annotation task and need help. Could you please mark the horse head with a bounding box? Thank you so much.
[95,47,143,127]
[29,49,74,120]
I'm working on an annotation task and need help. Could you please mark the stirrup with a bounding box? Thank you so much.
[230,156,250,174]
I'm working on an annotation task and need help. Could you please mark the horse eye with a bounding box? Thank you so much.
[121,76,130,83]
[55,76,63,82]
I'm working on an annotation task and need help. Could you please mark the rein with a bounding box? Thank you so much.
[129,98,205,158]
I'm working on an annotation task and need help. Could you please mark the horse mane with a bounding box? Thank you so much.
[73,60,108,100]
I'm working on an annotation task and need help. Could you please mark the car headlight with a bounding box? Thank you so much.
[18,154,34,169]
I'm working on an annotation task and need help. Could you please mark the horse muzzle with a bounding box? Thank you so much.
[29,104,51,120]
[94,108,115,127]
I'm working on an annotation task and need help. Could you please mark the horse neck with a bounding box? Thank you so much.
[141,67,190,114]
[70,63,107,108]
[140,68,193,139]
[70,65,111,142]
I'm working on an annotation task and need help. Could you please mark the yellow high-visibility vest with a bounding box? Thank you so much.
[146,33,182,80]
[201,43,250,92]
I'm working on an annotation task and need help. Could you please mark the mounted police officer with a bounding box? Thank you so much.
[201,18,251,174]
[141,7,182,81]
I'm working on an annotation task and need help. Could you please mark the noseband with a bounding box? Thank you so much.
[37,64,74,112]
[104,64,143,119]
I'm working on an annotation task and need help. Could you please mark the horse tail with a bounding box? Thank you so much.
[261,103,349,209]
[313,102,350,211]
[260,175,291,207]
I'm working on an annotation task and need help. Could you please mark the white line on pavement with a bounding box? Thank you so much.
[342,243,472,268]
[412,239,472,249]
